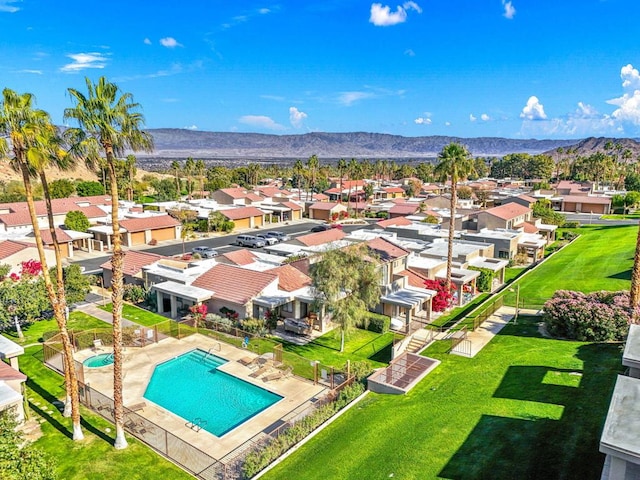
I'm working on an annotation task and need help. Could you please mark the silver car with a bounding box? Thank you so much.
[256,233,278,246]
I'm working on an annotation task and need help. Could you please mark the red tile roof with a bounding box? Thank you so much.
[376,216,413,228]
[78,205,108,219]
[399,269,430,289]
[562,195,611,205]
[100,250,165,275]
[366,237,410,262]
[482,203,531,220]
[192,264,277,305]
[217,188,250,199]
[389,204,419,215]
[314,193,329,201]
[257,186,292,197]
[220,206,265,220]
[324,187,343,194]
[220,249,257,266]
[384,187,405,193]
[0,211,33,227]
[0,362,27,382]
[520,222,539,234]
[269,264,312,292]
[245,193,263,202]
[517,194,537,203]
[309,202,343,211]
[279,201,303,211]
[0,240,31,260]
[38,228,73,244]
[120,215,180,233]
[296,228,346,246]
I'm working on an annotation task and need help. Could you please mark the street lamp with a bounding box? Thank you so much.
[509,284,520,325]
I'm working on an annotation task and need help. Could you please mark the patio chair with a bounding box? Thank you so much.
[249,364,273,378]
[92,339,103,352]
[262,366,292,382]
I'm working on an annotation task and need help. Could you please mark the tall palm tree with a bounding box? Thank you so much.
[293,159,304,200]
[170,160,181,194]
[434,142,475,288]
[0,89,84,440]
[337,158,347,202]
[306,155,319,197]
[124,154,137,201]
[347,159,360,216]
[184,157,195,199]
[195,159,206,197]
[65,76,153,449]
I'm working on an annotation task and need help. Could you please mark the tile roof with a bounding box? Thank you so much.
[517,194,537,203]
[376,216,413,228]
[0,211,33,227]
[366,237,410,262]
[192,264,277,305]
[220,249,257,266]
[521,222,539,234]
[482,203,531,220]
[309,202,343,211]
[220,206,265,220]
[384,187,405,193]
[119,215,180,232]
[38,228,73,244]
[100,250,165,275]
[399,269,429,289]
[0,240,31,260]
[269,264,312,292]
[389,204,420,215]
[324,187,342,194]
[296,228,346,246]
[245,193,263,202]
[0,362,27,381]
[314,193,329,201]
[218,188,250,199]
[562,195,611,205]
[279,201,303,211]
[0,195,112,220]
[257,186,291,197]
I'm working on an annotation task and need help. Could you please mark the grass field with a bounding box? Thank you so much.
[100,303,168,327]
[262,315,623,480]
[2,311,109,346]
[502,224,637,308]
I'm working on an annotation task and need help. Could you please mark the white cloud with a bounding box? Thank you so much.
[259,8,270,14]
[621,64,640,90]
[445,121,451,126]
[0,1,20,13]
[160,37,182,48]
[239,115,285,130]
[143,38,152,45]
[520,96,547,120]
[608,90,640,125]
[469,114,477,122]
[338,91,375,106]
[414,117,432,125]
[60,52,108,73]
[481,113,490,121]
[502,0,515,19]
[16,69,42,75]
[369,2,422,27]
[404,49,415,57]
[575,102,599,118]
[184,125,198,130]
[289,107,307,128]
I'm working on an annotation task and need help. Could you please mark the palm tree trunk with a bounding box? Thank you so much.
[40,171,83,438]
[20,164,84,440]
[447,180,456,289]
[630,220,640,317]
[106,150,128,450]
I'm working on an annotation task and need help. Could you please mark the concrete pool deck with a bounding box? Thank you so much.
[75,334,327,459]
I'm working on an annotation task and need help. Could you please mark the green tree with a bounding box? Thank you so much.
[64,210,90,232]
[65,76,153,449]
[75,180,105,196]
[0,276,49,329]
[49,178,75,198]
[310,244,380,352]
[0,410,57,480]
[208,211,234,232]
[50,264,91,304]
[415,162,434,182]
[151,178,179,201]
[624,191,640,215]
[195,159,206,196]
[184,157,195,199]
[435,142,475,288]
[124,154,137,201]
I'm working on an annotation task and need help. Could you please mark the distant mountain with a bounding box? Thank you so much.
[140,129,579,160]
[544,136,640,159]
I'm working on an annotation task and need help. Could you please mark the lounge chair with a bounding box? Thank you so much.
[92,339,103,352]
[262,366,292,382]
[238,356,254,366]
[126,401,146,412]
[249,364,272,378]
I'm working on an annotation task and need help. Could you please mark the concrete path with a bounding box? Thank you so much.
[75,302,142,329]
[451,306,523,358]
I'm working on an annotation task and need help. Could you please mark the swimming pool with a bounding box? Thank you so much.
[143,349,282,437]
[83,353,114,368]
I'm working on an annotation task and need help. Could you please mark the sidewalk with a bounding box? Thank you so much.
[76,299,144,330]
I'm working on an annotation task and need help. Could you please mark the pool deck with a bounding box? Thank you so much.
[75,334,327,459]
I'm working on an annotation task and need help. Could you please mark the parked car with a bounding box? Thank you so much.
[235,234,266,248]
[192,246,218,258]
[265,231,291,242]
[310,224,332,232]
[256,233,278,246]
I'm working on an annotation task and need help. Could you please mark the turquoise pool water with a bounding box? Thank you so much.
[144,349,282,437]
[83,353,114,368]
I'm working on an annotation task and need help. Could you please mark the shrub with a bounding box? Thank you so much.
[424,279,455,312]
[241,318,267,336]
[376,211,389,219]
[123,284,146,304]
[543,290,633,341]
[563,221,580,229]
[469,266,494,292]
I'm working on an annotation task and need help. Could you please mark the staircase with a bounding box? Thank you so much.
[407,336,426,353]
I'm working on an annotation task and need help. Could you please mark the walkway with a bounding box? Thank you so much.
[450,306,540,358]
[76,301,144,329]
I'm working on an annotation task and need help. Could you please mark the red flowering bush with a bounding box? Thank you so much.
[424,279,455,312]
[189,303,208,327]
[543,290,633,341]
[20,259,42,277]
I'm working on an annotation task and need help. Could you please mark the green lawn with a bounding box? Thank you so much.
[18,345,192,480]
[263,315,623,480]
[502,224,637,308]
[3,311,109,346]
[100,303,168,327]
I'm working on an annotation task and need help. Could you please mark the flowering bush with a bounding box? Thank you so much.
[189,303,208,328]
[543,290,633,341]
[424,279,455,312]
[20,259,42,277]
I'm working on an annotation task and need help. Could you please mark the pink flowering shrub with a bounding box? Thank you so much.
[20,259,42,277]
[424,279,455,312]
[543,290,633,341]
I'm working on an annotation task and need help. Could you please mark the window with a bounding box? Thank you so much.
[498,250,509,259]
[282,302,293,313]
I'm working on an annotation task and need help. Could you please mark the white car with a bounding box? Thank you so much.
[256,233,278,246]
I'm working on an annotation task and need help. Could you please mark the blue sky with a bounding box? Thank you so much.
[2,0,640,139]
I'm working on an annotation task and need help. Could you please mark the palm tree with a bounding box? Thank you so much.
[293,159,305,200]
[306,155,319,197]
[64,76,153,449]
[347,159,360,216]
[170,160,181,194]
[337,158,347,202]
[0,89,84,440]
[184,157,195,199]
[195,159,206,197]
[434,142,475,288]
[124,154,136,201]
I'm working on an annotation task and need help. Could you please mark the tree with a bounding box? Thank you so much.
[49,178,75,198]
[310,244,380,352]
[292,159,305,200]
[306,154,319,196]
[150,178,179,201]
[170,160,181,194]
[0,88,85,439]
[51,264,91,304]
[631,222,640,313]
[434,142,475,288]
[0,410,57,480]
[337,158,347,198]
[65,76,153,449]
[76,180,105,196]
[124,154,137,201]
[64,210,90,232]
[208,211,234,232]
[184,157,195,199]
[195,159,206,197]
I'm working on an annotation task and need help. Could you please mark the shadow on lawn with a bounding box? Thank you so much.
[439,343,622,479]
[608,269,632,280]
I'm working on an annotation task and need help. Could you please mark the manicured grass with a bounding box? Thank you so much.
[429,293,490,329]
[100,303,168,327]
[18,346,192,480]
[601,212,640,220]
[3,311,109,346]
[502,225,636,308]
[262,315,623,480]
